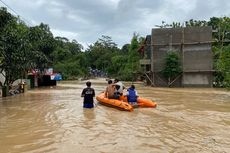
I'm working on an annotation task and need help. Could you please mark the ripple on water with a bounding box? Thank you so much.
[0,80,230,153]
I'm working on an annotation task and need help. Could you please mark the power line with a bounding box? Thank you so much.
[0,0,33,26]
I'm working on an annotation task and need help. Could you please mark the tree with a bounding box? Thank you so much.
[67,39,83,55]
[185,19,208,27]
[28,23,55,70]
[209,17,230,47]
[120,44,130,54]
[216,45,230,88]
[208,17,230,87]
[0,7,31,86]
[51,36,86,79]
[0,7,87,86]
[118,33,143,81]
[98,35,118,49]
[85,35,119,72]
[161,50,182,87]
[0,7,53,87]
[107,55,128,76]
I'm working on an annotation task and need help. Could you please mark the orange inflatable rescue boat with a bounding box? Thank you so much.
[96,92,157,111]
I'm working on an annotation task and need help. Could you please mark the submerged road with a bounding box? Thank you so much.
[0,78,230,153]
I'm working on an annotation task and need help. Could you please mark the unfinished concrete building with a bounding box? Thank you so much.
[140,26,213,87]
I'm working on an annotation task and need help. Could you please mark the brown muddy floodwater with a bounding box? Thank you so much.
[0,78,230,153]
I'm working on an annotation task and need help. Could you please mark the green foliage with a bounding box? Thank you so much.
[107,55,128,76]
[54,59,85,80]
[209,17,230,47]
[80,33,143,81]
[208,17,230,87]
[1,7,137,83]
[52,37,86,79]
[50,35,89,79]
[67,39,83,55]
[85,35,119,71]
[185,19,208,27]
[28,23,56,61]
[119,63,135,81]
[0,8,31,85]
[161,51,182,86]
[116,33,143,81]
[120,44,130,54]
[216,45,230,87]
[0,7,54,86]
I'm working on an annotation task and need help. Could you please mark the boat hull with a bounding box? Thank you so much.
[96,93,133,111]
[96,93,157,111]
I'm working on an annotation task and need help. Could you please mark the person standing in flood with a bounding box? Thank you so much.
[81,81,95,108]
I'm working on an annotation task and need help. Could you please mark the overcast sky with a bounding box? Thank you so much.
[1,0,229,49]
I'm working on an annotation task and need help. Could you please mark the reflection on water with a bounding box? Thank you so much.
[0,78,230,153]
[83,109,96,120]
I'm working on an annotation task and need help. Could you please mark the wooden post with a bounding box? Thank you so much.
[150,35,155,86]
[181,28,185,87]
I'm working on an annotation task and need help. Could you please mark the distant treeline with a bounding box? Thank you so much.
[0,7,229,88]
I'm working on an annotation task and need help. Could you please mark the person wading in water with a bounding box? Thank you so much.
[81,81,95,108]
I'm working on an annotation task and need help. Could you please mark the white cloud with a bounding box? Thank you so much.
[0,0,229,48]
[51,29,79,39]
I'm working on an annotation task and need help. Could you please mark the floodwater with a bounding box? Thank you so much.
[0,79,230,153]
